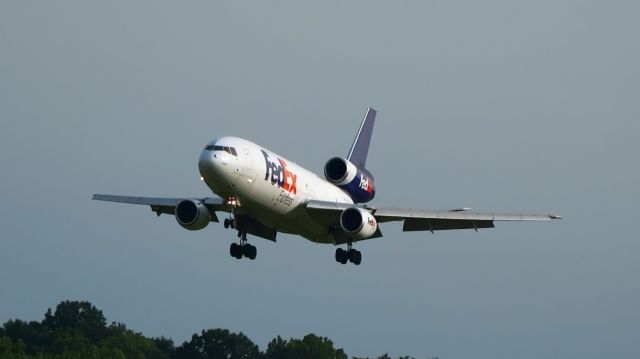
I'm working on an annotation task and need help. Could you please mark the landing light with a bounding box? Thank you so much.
[200,176,204,181]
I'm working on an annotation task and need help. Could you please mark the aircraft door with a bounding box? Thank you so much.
[240,148,256,185]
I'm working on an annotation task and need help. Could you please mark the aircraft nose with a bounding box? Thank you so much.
[199,146,231,179]
[198,149,217,179]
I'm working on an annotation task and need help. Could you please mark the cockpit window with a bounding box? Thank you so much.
[206,145,237,156]
[223,146,238,156]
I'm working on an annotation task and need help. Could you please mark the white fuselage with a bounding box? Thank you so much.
[198,136,353,243]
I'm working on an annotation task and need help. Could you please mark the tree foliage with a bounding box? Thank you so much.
[173,329,259,359]
[43,300,108,342]
[0,300,426,359]
[264,334,347,359]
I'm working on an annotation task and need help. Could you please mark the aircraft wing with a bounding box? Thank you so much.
[305,200,560,238]
[373,207,561,232]
[93,194,279,242]
[92,194,229,222]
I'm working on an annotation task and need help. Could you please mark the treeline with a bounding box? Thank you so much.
[0,301,427,359]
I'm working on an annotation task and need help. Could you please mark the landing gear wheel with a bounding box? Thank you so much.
[230,243,242,259]
[243,244,257,260]
[230,219,236,229]
[335,248,348,264]
[224,219,230,229]
[349,249,362,265]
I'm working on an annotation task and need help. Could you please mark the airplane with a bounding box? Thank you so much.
[93,108,561,265]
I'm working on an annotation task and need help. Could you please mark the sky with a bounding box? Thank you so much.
[1,1,639,358]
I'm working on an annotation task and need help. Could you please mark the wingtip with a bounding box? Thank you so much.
[549,214,563,219]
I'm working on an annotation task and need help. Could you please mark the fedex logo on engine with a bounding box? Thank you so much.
[261,149,297,194]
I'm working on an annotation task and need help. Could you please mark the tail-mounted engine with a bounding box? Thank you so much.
[340,207,378,240]
[175,200,210,230]
[324,157,375,203]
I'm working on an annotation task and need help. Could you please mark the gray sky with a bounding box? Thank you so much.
[1,1,639,358]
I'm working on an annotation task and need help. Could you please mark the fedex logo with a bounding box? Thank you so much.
[359,175,373,193]
[261,150,297,194]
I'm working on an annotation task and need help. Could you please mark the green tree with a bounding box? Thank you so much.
[1,300,173,358]
[43,300,108,342]
[174,329,259,359]
[1,299,432,358]
[1,319,50,354]
[98,322,168,359]
[0,337,27,359]
[49,327,93,355]
[264,334,347,359]
[264,335,288,359]
[152,336,175,357]
[289,334,347,359]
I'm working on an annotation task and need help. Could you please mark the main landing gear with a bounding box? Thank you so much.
[335,243,361,265]
[225,214,257,260]
[229,240,257,260]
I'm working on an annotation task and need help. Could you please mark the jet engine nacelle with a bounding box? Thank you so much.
[340,207,378,240]
[324,157,375,203]
[175,199,210,230]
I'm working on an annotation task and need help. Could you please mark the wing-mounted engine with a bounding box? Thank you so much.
[340,207,378,240]
[175,199,210,230]
[324,157,375,203]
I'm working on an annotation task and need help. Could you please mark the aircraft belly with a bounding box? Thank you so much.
[228,144,353,245]
[239,197,333,243]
